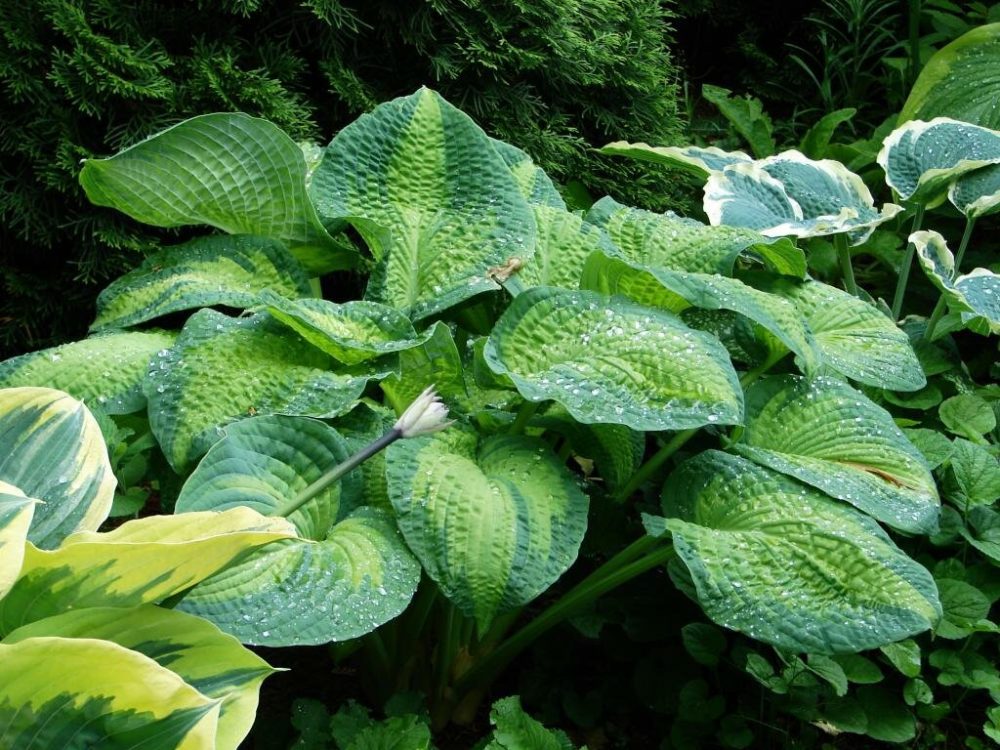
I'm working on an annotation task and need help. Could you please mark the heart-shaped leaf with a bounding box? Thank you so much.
[386,429,589,631]
[309,87,535,320]
[663,451,941,653]
[0,485,35,598]
[601,142,752,177]
[949,163,1000,218]
[484,287,743,431]
[92,235,311,331]
[733,375,940,533]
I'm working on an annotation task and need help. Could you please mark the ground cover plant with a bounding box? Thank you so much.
[0,55,997,748]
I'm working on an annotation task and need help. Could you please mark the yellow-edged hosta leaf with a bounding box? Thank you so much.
[0,483,35,599]
[492,138,566,209]
[517,206,616,290]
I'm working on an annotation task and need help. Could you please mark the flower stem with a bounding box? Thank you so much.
[509,400,540,435]
[891,204,926,320]
[612,429,697,503]
[835,233,859,296]
[923,217,976,341]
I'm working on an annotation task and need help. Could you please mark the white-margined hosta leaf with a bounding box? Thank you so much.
[949,163,1000,218]
[733,375,940,534]
[601,142,752,177]
[911,230,1000,335]
[0,330,176,415]
[517,206,617,290]
[3,605,276,750]
[584,197,805,277]
[91,235,312,331]
[877,118,1000,204]
[483,287,743,431]
[309,88,536,320]
[145,309,378,471]
[0,484,35,598]
[177,508,420,646]
[0,388,115,549]
[492,138,566,209]
[663,451,941,653]
[79,113,356,274]
[260,290,434,365]
[386,428,589,631]
[581,251,820,373]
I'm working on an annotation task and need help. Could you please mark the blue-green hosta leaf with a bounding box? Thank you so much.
[310,88,536,320]
[949,163,1000,218]
[581,251,820,373]
[601,141,752,178]
[517,206,615,289]
[4,605,276,750]
[492,138,566,209]
[877,118,1000,204]
[0,330,176,414]
[386,429,589,631]
[0,387,115,549]
[79,113,355,274]
[911,230,1000,335]
[663,451,941,653]
[177,508,420,646]
[584,196,805,277]
[145,310,376,471]
[734,375,940,534]
[0,637,220,749]
[260,291,434,365]
[483,287,743,431]
[0,484,35,598]
[92,235,312,331]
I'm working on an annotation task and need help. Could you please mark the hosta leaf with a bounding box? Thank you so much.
[386,429,589,631]
[877,118,1000,204]
[309,88,535,320]
[0,507,295,634]
[663,451,941,653]
[4,606,275,750]
[518,206,614,289]
[770,279,925,390]
[260,290,432,365]
[733,375,940,534]
[0,485,35,598]
[582,251,820,372]
[79,113,354,274]
[601,142,752,178]
[177,508,420,646]
[333,403,396,509]
[380,322,468,414]
[0,637,220,750]
[0,387,115,549]
[584,196,804,277]
[92,235,311,331]
[911,230,1000,335]
[949,163,1000,218]
[145,310,376,471]
[483,287,743,431]
[0,330,176,414]
[492,138,565,209]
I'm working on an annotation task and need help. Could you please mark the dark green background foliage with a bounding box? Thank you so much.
[0,0,684,357]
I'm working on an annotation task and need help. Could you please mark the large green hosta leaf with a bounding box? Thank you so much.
[4,606,275,750]
[0,485,35,598]
[517,207,615,290]
[0,637,220,749]
[309,88,536,320]
[0,507,295,634]
[911,230,1000,335]
[79,113,355,274]
[0,387,115,549]
[601,142,752,177]
[733,376,939,533]
[386,429,589,631]
[663,451,941,653]
[0,331,176,414]
[145,309,376,471]
[92,236,311,331]
[492,139,565,209]
[484,287,743,431]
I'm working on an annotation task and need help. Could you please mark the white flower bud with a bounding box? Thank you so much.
[394,386,453,438]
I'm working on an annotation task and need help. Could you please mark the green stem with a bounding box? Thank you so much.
[612,429,697,502]
[363,630,393,700]
[923,217,976,341]
[908,0,922,88]
[835,233,859,296]
[509,400,540,435]
[890,204,925,320]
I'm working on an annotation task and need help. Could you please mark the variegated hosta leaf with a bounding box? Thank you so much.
[380,322,469,414]
[663,451,941,653]
[145,309,377,471]
[911,230,1000,335]
[386,429,589,631]
[733,375,940,534]
[491,138,566,209]
[0,485,35,598]
[177,508,420,646]
[0,507,296,634]
[877,118,1000,204]
[79,113,355,274]
[0,637,221,749]
[770,279,925,391]
[584,196,805,277]
[601,141,752,177]
[92,235,312,331]
[3,605,275,750]
[484,287,743,431]
[0,387,115,549]
[949,163,1000,218]
[309,88,536,320]
[0,331,176,415]
[582,251,820,373]
[260,290,433,365]
[517,206,616,290]
[704,153,902,243]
